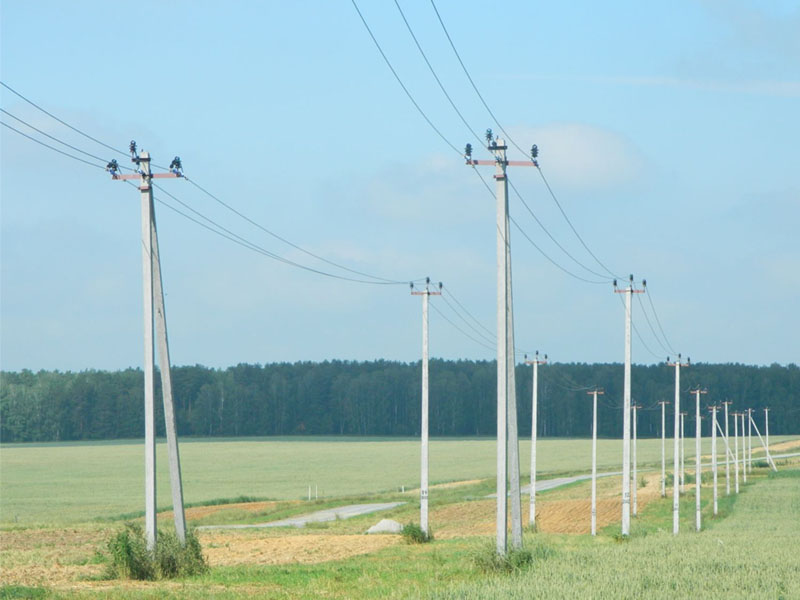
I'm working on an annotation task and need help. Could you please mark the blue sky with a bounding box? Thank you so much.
[1,0,798,371]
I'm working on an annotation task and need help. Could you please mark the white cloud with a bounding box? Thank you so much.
[508,122,647,192]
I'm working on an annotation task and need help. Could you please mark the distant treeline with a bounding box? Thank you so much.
[1,361,798,443]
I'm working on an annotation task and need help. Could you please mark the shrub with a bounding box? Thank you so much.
[105,522,207,580]
[401,522,434,544]
[472,543,534,573]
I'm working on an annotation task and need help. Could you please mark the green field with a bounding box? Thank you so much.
[1,435,796,525]
[1,436,799,598]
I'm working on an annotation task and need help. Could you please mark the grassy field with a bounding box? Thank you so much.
[1,461,798,598]
[1,435,797,525]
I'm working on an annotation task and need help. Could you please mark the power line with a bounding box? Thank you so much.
[2,121,107,170]
[442,288,494,338]
[429,302,494,352]
[536,168,623,280]
[636,293,672,356]
[645,285,677,355]
[1,108,135,170]
[508,178,613,281]
[427,4,623,281]
[439,290,495,346]
[510,215,608,285]
[616,292,662,360]
[1,81,130,159]
[350,0,461,156]
[184,178,416,285]
[152,183,414,286]
[393,0,483,146]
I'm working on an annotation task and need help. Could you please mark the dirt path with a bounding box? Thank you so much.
[195,502,405,531]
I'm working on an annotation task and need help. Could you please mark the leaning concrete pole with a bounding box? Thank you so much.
[150,205,186,544]
[692,389,706,532]
[750,415,777,471]
[139,152,157,551]
[505,232,523,550]
[710,405,718,516]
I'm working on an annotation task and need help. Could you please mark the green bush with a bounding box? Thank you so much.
[401,522,434,544]
[105,522,207,580]
[472,543,534,573]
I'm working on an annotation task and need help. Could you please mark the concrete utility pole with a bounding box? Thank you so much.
[108,146,186,549]
[410,278,441,536]
[765,407,770,452]
[632,403,639,516]
[722,400,732,495]
[588,388,603,536]
[740,412,747,484]
[747,408,752,473]
[680,412,686,494]
[709,405,718,516]
[659,401,669,498]
[733,412,740,494]
[667,354,689,536]
[692,389,706,532]
[614,275,644,536]
[465,131,535,555]
[525,351,547,530]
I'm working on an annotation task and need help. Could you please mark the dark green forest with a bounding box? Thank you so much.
[1,361,798,443]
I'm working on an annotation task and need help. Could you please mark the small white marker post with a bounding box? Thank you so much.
[733,413,740,494]
[588,388,603,536]
[709,405,718,516]
[692,389,706,532]
[659,401,669,498]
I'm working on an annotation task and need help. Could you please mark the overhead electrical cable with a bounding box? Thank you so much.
[508,178,613,281]
[393,0,483,146]
[429,302,495,352]
[635,293,672,356]
[152,183,415,286]
[2,121,107,170]
[350,0,462,156]
[184,178,418,285]
[644,285,677,355]
[427,2,625,281]
[616,293,663,360]
[2,81,132,160]
[1,109,134,170]
[439,291,496,346]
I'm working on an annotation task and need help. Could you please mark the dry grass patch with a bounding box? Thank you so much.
[198,532,401,566]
